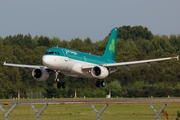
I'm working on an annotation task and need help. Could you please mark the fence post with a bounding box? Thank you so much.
[30,103,48,120]
[90,103,108,120]
[149,104,167,120]
[0,103,18,120]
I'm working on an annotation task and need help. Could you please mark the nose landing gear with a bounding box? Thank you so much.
[54,70,66,89]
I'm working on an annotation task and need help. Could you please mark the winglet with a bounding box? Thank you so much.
[171,55,179,61]
[3,61,6,65]
[177,55,179,61]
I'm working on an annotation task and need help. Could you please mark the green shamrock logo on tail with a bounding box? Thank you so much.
[109,39,115,53]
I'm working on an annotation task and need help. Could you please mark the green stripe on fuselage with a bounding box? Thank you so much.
[44,47,116,65]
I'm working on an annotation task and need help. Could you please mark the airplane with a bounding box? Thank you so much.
[3,28,179,89]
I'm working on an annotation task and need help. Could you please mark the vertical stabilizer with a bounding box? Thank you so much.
[102,28,118,60]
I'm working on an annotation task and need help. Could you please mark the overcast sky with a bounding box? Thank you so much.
[1,0,180,41]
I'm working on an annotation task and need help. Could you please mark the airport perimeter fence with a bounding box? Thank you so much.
[0,102,175,120]
[27,91,44,99]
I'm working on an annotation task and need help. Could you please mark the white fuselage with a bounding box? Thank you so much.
[42,55,95,77]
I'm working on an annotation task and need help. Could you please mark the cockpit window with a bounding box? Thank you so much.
[45,51,60,55]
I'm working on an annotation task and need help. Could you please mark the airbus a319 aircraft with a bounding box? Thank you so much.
[3,28,179,89]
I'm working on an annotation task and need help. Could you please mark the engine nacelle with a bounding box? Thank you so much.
[32,68,49,81]
[91,66,109,79]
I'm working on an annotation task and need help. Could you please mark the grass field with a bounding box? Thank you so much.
[0,98,180,120]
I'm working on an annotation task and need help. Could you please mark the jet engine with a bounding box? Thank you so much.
[32,68,49,81]
[91,66,109,79]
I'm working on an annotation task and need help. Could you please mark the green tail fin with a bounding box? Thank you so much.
[102,28,118,60]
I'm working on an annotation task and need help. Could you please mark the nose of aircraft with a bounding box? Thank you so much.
[42,55,52,66]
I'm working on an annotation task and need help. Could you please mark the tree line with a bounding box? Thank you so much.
[0,25,180,98]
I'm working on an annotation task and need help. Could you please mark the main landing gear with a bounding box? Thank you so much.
[57,82,66,89]
[96,80,106,87]
[54,70,66,89]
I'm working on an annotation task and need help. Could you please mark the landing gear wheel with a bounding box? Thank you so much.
[57,82,61,89]
[62,82,66,89]
[96,80,101,87]
[101,80,106,87]
[96,80,106,87]
[57,82,66,89]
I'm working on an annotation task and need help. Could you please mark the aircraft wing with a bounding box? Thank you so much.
[3,61,47,69]
[82,56,179,73]
[102,56,179,73]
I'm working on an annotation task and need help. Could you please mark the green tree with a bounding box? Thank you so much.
[106,80,123,97]
[118,26,153,40]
